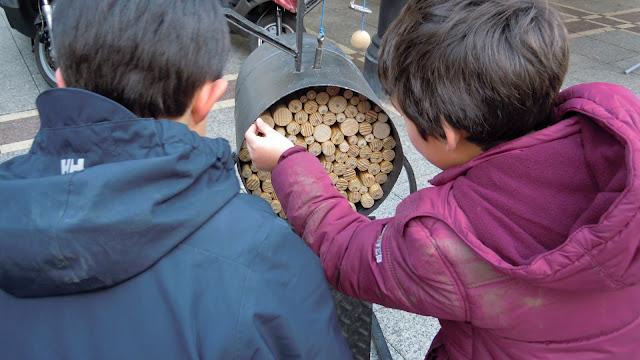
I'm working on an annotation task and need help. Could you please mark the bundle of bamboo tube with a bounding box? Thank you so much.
[239,86,397,218]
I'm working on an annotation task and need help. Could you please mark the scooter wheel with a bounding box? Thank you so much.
[34,31,57,88]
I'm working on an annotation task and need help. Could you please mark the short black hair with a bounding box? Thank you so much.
[379,0,569,149]
[53,0,230,119]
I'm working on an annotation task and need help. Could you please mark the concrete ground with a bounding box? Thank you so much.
[1,1,639,359]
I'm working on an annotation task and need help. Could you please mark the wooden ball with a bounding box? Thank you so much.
[348,191,361,204]
[378,113,389,123]
[373,122,391,139]
[260,192,273,202]
[306,90,317,100]
[288,99,303,113]
[361,173,376,187]
[375,173,388,185]
[333,163,347,176]
[339,190,349,199]
[382,149,396,162]
[241,164,253,179]
[349,96,360,106]
[348,178,362,193]
[300,95,308,104]
[300,122,314,137]
[327,86,341,96]
[370,138,384,152]
[360,193,375,209]
[368,162,381,175]
[335,178,349,191]
[357,100,372,114]
[286,122,301,136]
[257,170,271,181]
[357,137,368,149]
[359,122,373,136]
[328,96,348,114]
[322,141,336,156]
[359,185,369,194]
[369,183,384,200]
[316,92,330,105]
[356,159,370,172]
[304,100,319,114]
[308,142,322,156]
[355,113,366,123]
[304,136,316,145]
[365,134,375,143]
[250,163,258,172]
[347,144,360,158]
[313,124,332,143]
[335,151,348,163]
[321,159,333,173]
[238,147,251,162]
[318,105,329,115]
[323,112,337,126]
[345,157,358,170]
[273,105,293,127]
[345,105,359,118]
[271,200,282,214]
[374,105,382,112]
[380,160,394,174]
[344,168,357,181]
[331,128,345,145]
[260,112,275,128]
[365,110,378,124]
[324,154,335,163]
[343,90,354,99]
[351,30,371,50]
[262,179,274,193]
[275,127,286,136]
[295,111,309,124]
[246,174,261,191]
[359,145,372,160]
[338,142,350,153]
[340,118,359,137]
[309,112,323,126]
[382,136,397,150]
[370,151,383,164]
[336,113,346,123]
[329,173,339,184]
[347,135,359,145]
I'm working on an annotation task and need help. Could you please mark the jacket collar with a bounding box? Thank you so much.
[36,88,139,128]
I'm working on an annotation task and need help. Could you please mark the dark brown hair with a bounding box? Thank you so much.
[53,0,230,119]
[379,0,569,149]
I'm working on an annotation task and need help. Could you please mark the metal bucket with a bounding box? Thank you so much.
[234,34,404,215]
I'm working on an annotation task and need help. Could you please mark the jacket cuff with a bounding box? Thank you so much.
[278,146,307,163]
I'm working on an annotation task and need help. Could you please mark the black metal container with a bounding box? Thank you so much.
[234,34,404,215]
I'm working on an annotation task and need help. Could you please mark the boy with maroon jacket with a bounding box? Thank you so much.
[246,0,640,358]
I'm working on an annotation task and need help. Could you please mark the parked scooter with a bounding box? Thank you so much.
[0,0,316,87]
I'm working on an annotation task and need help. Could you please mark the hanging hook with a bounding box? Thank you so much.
[349,0,372,14]
[313,34,325,69]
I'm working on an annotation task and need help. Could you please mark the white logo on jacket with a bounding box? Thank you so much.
[60,158,85,175]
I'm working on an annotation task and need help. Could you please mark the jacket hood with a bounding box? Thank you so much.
[432,83,640,291]
[0,88,239,297]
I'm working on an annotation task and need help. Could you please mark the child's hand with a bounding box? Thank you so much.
[244,118,294,171]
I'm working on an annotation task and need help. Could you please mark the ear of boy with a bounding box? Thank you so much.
[188,79,228,136]
[55,69,228,137]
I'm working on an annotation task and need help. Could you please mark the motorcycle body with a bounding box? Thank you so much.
[1,0,56,86]
[0,0,301,87]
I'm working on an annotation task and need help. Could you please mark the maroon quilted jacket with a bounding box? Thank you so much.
[270,83,640,359]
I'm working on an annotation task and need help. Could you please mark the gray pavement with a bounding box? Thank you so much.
[1,1,639,359]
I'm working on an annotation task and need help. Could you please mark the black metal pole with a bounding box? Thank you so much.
[362,0,408,98]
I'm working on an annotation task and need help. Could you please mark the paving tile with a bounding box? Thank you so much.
[611,11,640,24]
[570,36,638,64]
[626,25,640,34]
[12,29,52,92]
[557,0,639,14]
[554,5,593,17]
[589,30,640,52]
[0,21,40,115]
[588,16,628,27]
[373,305,440,360]
[565,19,607,34]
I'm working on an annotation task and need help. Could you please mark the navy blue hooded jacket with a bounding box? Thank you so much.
[0,88,351,359]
